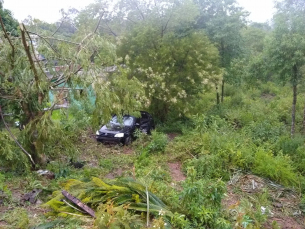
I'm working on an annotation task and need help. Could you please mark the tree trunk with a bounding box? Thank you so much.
[221,79,224,102]
[216,85,220,105]
[303,100,305,134]
[291,84,297,138]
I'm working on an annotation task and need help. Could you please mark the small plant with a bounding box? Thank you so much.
[253,149,297,186]
[146,131,168,154]
[1,207,29,229]
[0,172,11,202]
[94,202,143,228]
[99,158,114,170]
[179,167,229,228]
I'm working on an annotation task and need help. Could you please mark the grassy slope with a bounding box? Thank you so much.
[1,82,305,228]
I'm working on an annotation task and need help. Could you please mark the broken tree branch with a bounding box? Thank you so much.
[20,23,44,106]
[62,190,95,217]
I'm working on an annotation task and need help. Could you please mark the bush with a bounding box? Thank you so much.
[179,167,230,228]
[276,135,304,155]
[186,154,228,180]
[245,120,285,145]
[253,149,297,186]
[146,131,168,154]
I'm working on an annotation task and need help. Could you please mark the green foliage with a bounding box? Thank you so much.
[94,203,143,229]
[146,131,168,154]
[117,0,222,120]
[0,172,11,202]
[99,158,114,170]
[179,167,229,228]
[0,4,19,36]
[19,112,80,164]
[92,67,148,126]
[253,149,297,186]
[44,177,172,222]
[245,120,285,145]
[1,207,29,229]
[0,131,30,171]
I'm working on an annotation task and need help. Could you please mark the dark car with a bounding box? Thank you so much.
[96,111,154,145]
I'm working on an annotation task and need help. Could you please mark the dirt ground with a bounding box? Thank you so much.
[222,174,305,229]
[168,162,186,182]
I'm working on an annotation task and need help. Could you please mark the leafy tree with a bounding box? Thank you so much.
[0,0,18,36]
[227,23,271,87]
[22,16,57,35]
[75,0,118,38]
[117,0,222,121]
[193,0,248,102]
[265,0,305,137]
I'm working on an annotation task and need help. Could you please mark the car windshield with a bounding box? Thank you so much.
[108,116,133,129]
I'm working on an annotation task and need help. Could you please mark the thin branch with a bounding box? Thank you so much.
[94,13,104,34]
[105,22,117,37]
[0,106,36,167]
[133,0,145,20]
[161,12,173,37]
[33,34,80,46]
[76,13,104,57]
[28,31,61,56]
[49,65,82,113]
[52,16,67,36]
[126,17,137,24]
[26,30,49,80]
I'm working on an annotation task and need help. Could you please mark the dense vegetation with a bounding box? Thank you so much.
[1,0,305,228]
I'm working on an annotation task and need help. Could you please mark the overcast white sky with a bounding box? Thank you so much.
[4,0,275,23]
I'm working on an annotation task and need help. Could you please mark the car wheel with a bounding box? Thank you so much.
[124,136,131,146]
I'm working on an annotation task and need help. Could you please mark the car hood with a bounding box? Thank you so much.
[98,125,131,134]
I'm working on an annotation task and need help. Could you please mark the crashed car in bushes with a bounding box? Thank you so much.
[96,111,155,145]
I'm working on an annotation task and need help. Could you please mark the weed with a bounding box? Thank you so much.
[1,207,29,229]
[179,167,228,228]
[253,149,297,186]
[146,131,168,154]
[99,158,114,170]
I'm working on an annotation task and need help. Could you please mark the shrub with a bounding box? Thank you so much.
[253,149,297,186]
[275,135,304,155]
[179,167,230,228]
[186,154,228,180]
[245,120,285,145]
[146,131,168,154]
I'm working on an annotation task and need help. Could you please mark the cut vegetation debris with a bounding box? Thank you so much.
[223,173,305,229]
[44,177,172,222]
